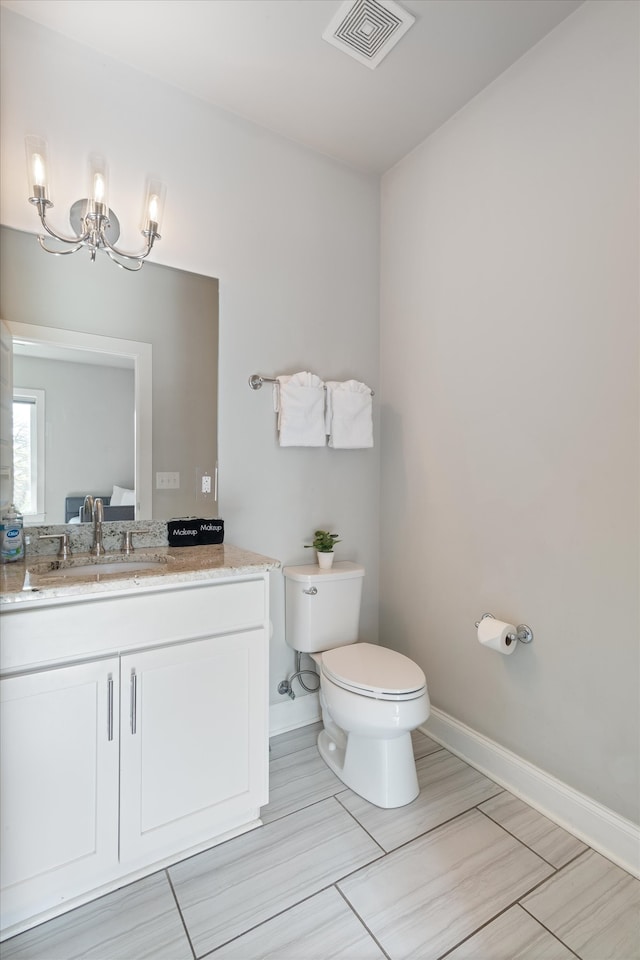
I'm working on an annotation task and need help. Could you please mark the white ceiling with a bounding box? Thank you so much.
[2,0,584,173]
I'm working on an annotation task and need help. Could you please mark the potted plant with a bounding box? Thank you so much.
[305,530,341,569]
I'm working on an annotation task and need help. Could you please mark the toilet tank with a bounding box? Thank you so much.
[283,561,365,653]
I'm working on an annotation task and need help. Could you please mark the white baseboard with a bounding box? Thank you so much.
[269,692,321,737]
[423,707,640,879]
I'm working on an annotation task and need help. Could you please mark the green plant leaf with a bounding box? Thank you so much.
[304,529,341,551]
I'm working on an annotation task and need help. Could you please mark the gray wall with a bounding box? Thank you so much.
[380,0,639,823]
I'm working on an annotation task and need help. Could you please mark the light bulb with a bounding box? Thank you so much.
[25,136,50,201]
[87,155,109,214]
[93,173,105,204]
[32,153,46,187]
[141,178,166,236]
[148,194,159,223]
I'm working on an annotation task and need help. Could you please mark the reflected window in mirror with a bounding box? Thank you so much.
[13,387,45,523]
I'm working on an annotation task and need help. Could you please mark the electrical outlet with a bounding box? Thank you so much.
[156,471,180,490]
[196,466,215,500]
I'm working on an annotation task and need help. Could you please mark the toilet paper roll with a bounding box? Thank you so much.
[477,617,518,655]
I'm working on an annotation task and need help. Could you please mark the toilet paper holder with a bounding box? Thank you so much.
[474,612,533,644]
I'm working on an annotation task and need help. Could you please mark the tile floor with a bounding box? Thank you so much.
[2,724,639,960]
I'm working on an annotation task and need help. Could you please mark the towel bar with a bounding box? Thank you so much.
[249,374,374,396]
[249,374,277,389]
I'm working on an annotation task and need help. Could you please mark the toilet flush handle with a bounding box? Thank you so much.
[303,587,317,596]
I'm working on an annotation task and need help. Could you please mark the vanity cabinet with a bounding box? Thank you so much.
[119,628,266,864]
[0,572,271,939]
[1,658,120,925]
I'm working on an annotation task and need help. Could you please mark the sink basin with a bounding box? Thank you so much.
[51,560,166,579]
[28,555,168,582]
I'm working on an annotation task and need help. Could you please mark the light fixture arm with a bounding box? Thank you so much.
[29,195,161,272]
[37,235,85,257]
[103,247,144,272]
[30,196,91,248]
[101,229,158,268]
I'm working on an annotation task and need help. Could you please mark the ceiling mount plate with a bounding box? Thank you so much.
[322,0,415,70]
[70,200,121,243]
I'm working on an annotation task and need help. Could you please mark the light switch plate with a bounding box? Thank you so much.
[156,471,180,489]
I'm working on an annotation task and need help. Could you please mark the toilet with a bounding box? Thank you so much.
[283,561,430,808]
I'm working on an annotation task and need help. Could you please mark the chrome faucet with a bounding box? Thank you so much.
[90,497,106,556]
[82,494,94,522]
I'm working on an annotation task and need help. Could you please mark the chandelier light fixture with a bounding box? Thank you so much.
[25,136,166,272]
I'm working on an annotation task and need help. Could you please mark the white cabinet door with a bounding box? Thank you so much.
[119,629,268,865]
[0,658,120,930]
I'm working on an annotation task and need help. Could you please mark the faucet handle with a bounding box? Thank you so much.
[39,532,72,559]
[123,529,149,555]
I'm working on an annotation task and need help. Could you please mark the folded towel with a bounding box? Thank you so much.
[273,372,326,447]
[325,380,373,449]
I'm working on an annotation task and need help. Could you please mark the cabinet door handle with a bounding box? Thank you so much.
[107,676,114,741]
[130,670,137,735]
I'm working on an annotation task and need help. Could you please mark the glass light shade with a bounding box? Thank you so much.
[141,178,166,235]
[87,154,109,212]
[25,136,50,201]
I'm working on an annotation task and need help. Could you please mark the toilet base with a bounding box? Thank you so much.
[317,727,419,808]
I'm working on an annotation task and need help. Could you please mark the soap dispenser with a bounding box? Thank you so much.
[0,504,25,563]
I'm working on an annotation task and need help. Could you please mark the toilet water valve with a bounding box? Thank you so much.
[278,679,295,699]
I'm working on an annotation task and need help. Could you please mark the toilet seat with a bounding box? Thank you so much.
[321,642,426,702]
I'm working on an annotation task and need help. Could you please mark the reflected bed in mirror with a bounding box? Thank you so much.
[0,225,219,525]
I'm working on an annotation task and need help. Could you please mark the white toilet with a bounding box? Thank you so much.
[283,561,430,808]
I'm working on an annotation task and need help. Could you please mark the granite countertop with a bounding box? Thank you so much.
[0,543,281,606]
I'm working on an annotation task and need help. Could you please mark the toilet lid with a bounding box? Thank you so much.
[321,643,426,701]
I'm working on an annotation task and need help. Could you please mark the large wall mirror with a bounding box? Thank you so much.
[0,226,218,526]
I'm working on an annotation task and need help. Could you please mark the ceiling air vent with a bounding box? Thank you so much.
[322,0,415,70]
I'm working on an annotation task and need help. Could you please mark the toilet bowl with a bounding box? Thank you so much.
[283,562,430,808]
[317,642,429,807]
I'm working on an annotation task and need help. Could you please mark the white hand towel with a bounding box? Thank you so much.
[325,380,373,449]
[273,372,326,447]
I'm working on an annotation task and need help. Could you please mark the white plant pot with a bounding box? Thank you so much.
[317,551,334,569]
